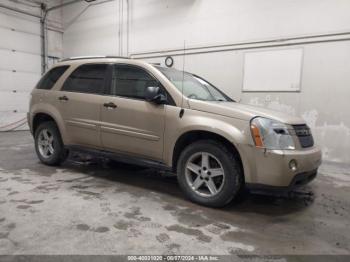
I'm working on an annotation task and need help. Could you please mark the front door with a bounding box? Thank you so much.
[100,64,166,161]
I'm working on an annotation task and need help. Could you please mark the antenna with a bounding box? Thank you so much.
[180,40,186,113]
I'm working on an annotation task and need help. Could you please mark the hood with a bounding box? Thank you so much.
[188,100,305,125]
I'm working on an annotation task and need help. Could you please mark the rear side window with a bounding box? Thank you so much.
[62,64,108,94]
[111,65,158,99]
[36,66,69,90]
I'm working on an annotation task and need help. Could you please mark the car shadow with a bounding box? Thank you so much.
[61,153,315,217]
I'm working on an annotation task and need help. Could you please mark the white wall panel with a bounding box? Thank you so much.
[48,30,63,58]
[63,0,119,57]
[0,92,30,112]
[0,50,41,73]
[0,28,40,54]
[243,48,303,92]
[0,8,41,131]
[0,71,39,92]
[129,0,350,54]
[0,11,40,35]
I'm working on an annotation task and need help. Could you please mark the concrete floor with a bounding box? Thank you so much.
[0,131,349,256]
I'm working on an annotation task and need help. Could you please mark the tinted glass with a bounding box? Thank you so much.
[111,65,158,99]
[36,66,69,90]
[157,67,232,102]
[62,64,107,94]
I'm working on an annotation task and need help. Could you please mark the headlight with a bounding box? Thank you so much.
[250,117,295,150]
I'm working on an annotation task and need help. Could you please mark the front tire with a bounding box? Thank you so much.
[177,140,243,207]
[34,121,68,166]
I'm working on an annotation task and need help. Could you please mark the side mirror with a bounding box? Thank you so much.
[145,86,167,105]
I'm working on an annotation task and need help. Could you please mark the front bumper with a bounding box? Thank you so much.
[241,145,322,190]
[246,169,318,194]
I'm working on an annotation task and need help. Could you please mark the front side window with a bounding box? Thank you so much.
[62,64,108,94]
[156,67,232,102]
[36,66,69,90]
[110,65,158,99]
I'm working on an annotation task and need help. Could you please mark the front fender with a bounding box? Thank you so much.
[163,107,252,170]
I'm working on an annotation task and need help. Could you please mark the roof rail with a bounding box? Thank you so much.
[60,55,130,62]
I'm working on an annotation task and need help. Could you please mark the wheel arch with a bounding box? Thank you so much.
[33,113,56,134]
[31,110,67,144]
[171,130,244,178]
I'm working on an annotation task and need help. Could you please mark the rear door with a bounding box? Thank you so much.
[100,64,166,161]
[54,63,108,148]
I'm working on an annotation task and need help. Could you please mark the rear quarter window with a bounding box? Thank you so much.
[36,66,69,90]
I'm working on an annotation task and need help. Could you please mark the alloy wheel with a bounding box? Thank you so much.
[37,129,55,158]
[185,152,225,197]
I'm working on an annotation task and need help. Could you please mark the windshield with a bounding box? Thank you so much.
[156,67,233,102]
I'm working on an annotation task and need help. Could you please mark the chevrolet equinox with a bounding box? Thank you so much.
[28,57,322,207]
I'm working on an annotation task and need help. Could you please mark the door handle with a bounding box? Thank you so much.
[58,95,69,101]
[103,102,117,109]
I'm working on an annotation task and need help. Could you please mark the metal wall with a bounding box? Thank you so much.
[0,9,41,131]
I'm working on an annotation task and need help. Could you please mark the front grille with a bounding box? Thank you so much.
[292,124,314,148]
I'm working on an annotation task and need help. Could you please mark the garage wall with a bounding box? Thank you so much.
[46,2,64,68]
[63,0,120,57]
[0,3,41,131]
[62,0,350,165]
[0,0,63,131]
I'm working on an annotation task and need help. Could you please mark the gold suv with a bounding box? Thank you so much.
[28,57,322,207]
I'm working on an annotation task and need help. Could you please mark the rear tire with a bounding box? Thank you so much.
[34,121,68,166]
[177,140,243,207]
